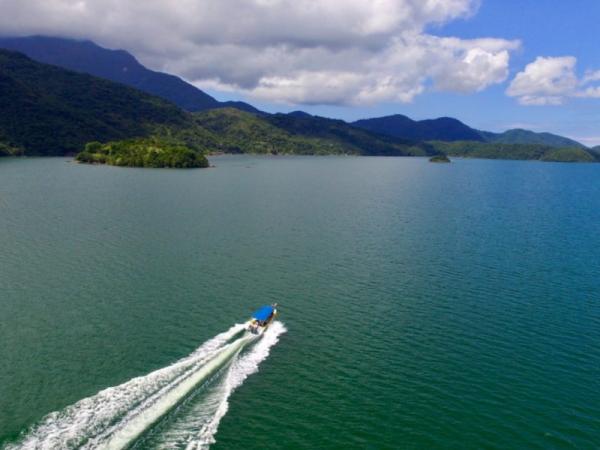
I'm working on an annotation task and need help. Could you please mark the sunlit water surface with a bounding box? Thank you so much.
[1,156,599,449]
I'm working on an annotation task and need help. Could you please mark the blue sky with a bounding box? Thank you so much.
[205,0,600,145]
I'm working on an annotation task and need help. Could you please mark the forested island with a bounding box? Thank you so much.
[76,138,209,168]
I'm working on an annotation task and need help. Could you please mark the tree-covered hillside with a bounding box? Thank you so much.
[480,129,585,148]
[0,49,190,155]
[0,36,260,114]
[265,113,434,156]
[191,108,332,155]
[0,51,431,158]
[429,141,597,162]
[182,108,435,156]
[352,114,586,149]
[353,114,484,142]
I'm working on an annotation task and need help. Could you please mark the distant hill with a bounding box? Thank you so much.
[352,114,484,142]
[189,109,434,156]
[265,113,434,156]
[0,36,261,114]
[481,129,585,148]
[287,111,314,118]
[0,49,190,155]
[219,101,263,115]
[429,141,597,163]
[352,114,586,148]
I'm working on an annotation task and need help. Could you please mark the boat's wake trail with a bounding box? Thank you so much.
[6,322,286,450]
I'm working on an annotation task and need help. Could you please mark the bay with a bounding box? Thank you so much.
[0,156,599,449]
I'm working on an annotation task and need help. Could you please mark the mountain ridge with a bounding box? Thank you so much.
[0,49,432,158]
[353,114,484,142]
[0,38,595,163]
[353,114,585,148]
[0,48,190,155]
[480,128,585,148]
[0,36,260,114]
[0,36,584,149]
[188,108,434,156]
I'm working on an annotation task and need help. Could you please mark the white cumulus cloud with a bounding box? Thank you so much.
[507,56,600,105]
[0,0,519,105]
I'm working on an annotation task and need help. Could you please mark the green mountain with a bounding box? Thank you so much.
[189,108,324,154]
[264,113,434,156]
[0,36,261,114]
[352,114,484,142]
[184,108,434,156]
[480,129,585,148]
[429,141,597,163]
[0,50,431,159]
[2,36,589,154]
[0,49,190,155]
[351,114,586,149]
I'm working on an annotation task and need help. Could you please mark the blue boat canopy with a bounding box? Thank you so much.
[252,305,274,321]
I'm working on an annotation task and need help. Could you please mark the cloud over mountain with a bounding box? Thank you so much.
[507,56,600,105]
[0,0,519,105]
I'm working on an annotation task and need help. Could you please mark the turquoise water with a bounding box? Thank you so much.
[0,156,599,449]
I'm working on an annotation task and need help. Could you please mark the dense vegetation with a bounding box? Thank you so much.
[0,36,259,114]
[480,129,585,148]
[539,148,596,163]
[353,114,484,142]
[0,51,432,159]
[189,108,320,154]
[0,49,191,156]
[263,112,434,156]
[75,137,209,168]
[70,106,438,166]
[429,141,598,163]
[185,108,435,156]
[352,114,586,148]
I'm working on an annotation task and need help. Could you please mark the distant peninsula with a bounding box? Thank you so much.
[76,138,209,168]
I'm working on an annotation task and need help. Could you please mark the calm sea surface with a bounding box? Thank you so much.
[0,156,599,449]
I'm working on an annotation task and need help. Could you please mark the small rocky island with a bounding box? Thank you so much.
[429,154,451,163]
[76,137,209,168]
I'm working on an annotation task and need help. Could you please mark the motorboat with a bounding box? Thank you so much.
[247,303,278,334]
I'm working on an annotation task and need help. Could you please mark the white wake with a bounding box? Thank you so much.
[5,322,286,450]
[151,321,286,449]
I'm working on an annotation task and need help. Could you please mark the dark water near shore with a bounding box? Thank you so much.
[1,156,599,449]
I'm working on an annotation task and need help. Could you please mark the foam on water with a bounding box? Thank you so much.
[152,321,287,449]
[5,322,285,450]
